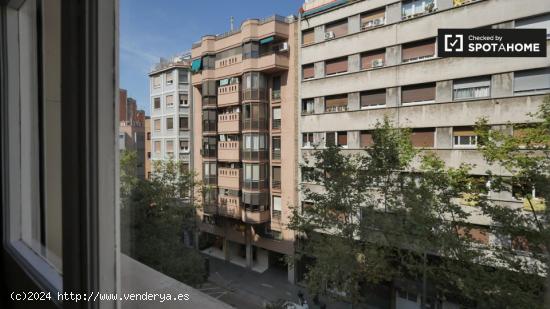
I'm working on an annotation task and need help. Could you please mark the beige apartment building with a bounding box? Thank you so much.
[191,15,299,281]
[298,0,549,306]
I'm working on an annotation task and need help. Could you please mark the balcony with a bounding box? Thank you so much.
[218,167,241,190]
[218,84,240,107]
[218,141,240,162]
[241,53,289,73]
[242,208,271,224]
[218,195,242,219]
[215,54,243,79]
[218,113,240,134]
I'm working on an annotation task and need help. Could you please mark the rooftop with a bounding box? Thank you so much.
[149,53,191,75]
[191,14,296,49]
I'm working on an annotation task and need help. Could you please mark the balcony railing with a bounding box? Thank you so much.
[218,196,241,219]
[218,167,241,190]
[217,113,240,133]
[272,180,281,190]
[272,119,281,130]
[218,84,241,107]
[242,208,271,224]
[325,105,348,113]
[218,141,240,161]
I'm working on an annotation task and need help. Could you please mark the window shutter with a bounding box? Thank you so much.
[402,39,435,61]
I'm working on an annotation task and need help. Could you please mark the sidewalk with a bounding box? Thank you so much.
[205,255,353,309]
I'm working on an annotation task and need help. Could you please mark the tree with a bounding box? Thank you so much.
[290,119,480,307]
[473,95,550,308]
[120,159,207,287]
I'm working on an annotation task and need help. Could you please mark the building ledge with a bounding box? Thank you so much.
[121,254,233,309]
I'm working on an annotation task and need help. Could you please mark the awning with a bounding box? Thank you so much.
[259,36,274,45]
[191,58,202,72]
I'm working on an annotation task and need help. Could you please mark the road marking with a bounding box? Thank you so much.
[260,283,274,288]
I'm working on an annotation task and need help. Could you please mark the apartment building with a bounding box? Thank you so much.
[149,55,193,174]
[298,0,550,306]
[191,15,299,281]
[118,89,146,179]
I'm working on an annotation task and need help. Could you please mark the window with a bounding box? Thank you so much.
[272,107,281,129]
[303,64,315,80]
[166,94,174,107]
[153,75,161,88]
[179,94,188,106]
[402,38,436,63]
[325,19,348,38]
[202,55,216,69]
[302,133,314,148]
[360,131,374,148]
[453,76,491,100]
[302,98,315,114]
[272,76,281,100]
[514,67,550,94]
[411,128,435,147]
[325,57,348,75]
[147,132,151,140]
[147,152,151,159]
[361,49,385,69]
[272,137,281,160]
[166,141,174,158]
[272,196,282,218]
[153,97,161,109]
[361,9,386,30]
[272,166,281,189]
[402,0,436,19]
[325,94,348,112]
[154,141,162,154]
[165,71,174,85]
[338,131,348,147]
[242,41,259,59]
[178,70,188,83]
[179,116,189,130]
[180,140,189,153]
[326,131,348,147]
[453,127,477,148]
[361,89,386,108]
[154,119,161,131]
[302,28,315,45]
[401,83,436,105]
[516,13,550,38]
[166,117,174,130]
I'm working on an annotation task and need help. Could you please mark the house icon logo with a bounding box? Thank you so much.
[444,34,463,52]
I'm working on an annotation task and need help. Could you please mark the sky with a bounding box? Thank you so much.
[120,0,303,113]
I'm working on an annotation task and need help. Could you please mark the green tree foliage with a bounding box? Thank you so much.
[120,158,207,287]
[290,119,480,307]
[473,95,550,308]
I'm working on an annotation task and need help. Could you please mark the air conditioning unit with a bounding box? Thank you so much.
[372,59,384,68]
[278,42,289,52]
[324,31,335,40]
